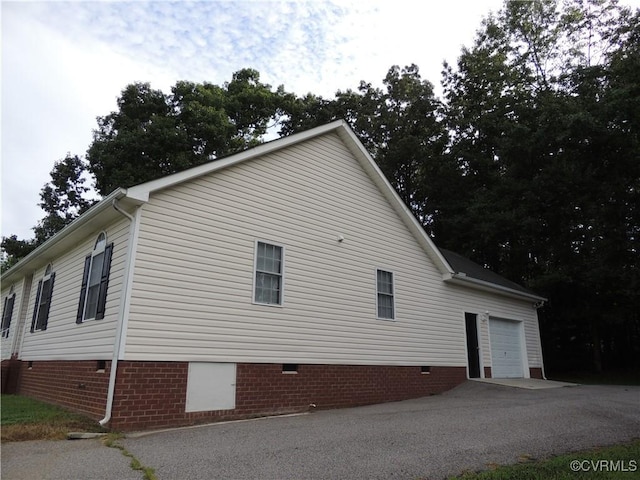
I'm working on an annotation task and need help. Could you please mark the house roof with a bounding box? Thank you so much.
[3,120,542,303]
[440,248,546,302]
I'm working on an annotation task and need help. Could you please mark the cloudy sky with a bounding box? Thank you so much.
[2,0,637,241]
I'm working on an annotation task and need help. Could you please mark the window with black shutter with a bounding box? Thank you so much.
[31,264,55,332]
[1,286,16,338]
[77,233,113,323]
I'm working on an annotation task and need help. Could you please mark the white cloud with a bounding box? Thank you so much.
[2,0,639,241]
[1,2,176,239]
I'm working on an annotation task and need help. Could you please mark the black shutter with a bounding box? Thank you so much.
[39,273,55,331]
[1,294,15,338]
[76,255,92,324]
[31,280,43,333]
[95,243,113,320]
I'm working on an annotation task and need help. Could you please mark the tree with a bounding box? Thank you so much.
[441,0,639,372]
[34,154,94,243]
[4,69,293,267]
[1,236,37,272]
[282,65,452,234]
[2,154,94,271]
[87,82,190,195]
[88,69,290,195]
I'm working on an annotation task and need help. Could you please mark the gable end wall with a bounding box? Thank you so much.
[126,132,541,369]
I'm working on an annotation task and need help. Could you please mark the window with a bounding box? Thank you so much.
[1,286,16,338]
[376,269,395,320]
[254,241,283,305]
[31,264,55,332]
[77,233,114,323]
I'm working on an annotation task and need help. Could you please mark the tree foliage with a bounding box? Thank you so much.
[3,69,290,268]
[87,68,289,195]
[281,64,452,234]
[34,154,94,242]
[2,154,94,271]
[440,0,639,372]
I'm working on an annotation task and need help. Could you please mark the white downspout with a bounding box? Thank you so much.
[100,200,140,426]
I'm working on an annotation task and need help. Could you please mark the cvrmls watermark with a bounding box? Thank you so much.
[570,459,637,472]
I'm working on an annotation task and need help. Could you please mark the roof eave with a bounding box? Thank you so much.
[2,188,136,284]
[443,272,547,304]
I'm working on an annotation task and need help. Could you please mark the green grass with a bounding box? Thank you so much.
[450,441,640,479]
[103,433,157,480]
[1,394,105,442]
[1,396,156,479]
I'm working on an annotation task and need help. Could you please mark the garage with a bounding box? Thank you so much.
[489,318,524,378]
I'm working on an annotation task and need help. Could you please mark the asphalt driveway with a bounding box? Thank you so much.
[3,381,639,479]
[122,381,639,479]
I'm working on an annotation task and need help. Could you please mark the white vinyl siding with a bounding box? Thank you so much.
[445,286,543,372]
[125,132,543,368]
[19,218,130,360]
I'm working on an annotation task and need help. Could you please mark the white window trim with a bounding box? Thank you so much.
[1,285,16,338]
[34,264,54,331]
[375,268,396,321]
[252,239,285,307]
[83,232,107,321]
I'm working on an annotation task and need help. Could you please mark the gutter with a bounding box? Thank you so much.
[99,199,141,427]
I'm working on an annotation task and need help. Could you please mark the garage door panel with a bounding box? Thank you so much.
[490,319,523,378]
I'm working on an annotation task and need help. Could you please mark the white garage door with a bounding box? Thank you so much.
[489,319,524,378]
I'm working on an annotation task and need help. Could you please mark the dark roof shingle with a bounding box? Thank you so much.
[439,248,537,297]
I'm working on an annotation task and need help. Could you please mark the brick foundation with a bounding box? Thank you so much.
[1,357,22,394]
[110,361,189,431]
[16,360,111,419]
[110,362,467,431]
[8,360,468,431]
[1,360,11,393]
[484,367,492,378]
